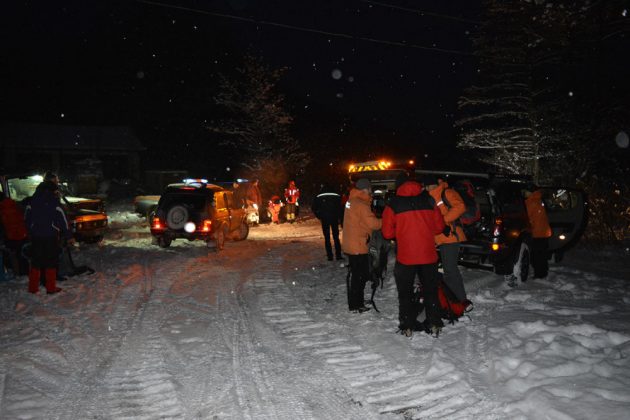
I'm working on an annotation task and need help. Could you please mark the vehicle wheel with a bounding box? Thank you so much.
[166,205,189,229]
[234,222,249,241]
[157,237,171,248]
[511,242,530,283]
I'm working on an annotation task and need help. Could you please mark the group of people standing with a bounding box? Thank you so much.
[317,171,553,338]
[0,172,74,293]
[232,179,301,224]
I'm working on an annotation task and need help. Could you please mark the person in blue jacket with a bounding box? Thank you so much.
[24,174,74,294]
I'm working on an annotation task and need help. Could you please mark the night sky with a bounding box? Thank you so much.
[3,0,481,170]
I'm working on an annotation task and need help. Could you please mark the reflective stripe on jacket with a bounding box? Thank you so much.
[429,182,467,245]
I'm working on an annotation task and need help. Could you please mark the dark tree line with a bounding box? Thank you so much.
[457,0,630,242]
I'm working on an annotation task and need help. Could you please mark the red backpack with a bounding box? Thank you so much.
[441,180,481,226]
[437,282,473,323]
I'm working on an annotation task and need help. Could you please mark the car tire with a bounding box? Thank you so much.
[157,237,172,248]
[166,205,189,229]
[234,222,249,241]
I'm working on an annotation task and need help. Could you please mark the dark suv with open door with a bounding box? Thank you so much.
[149,180,249,249]
[415,170,588,283]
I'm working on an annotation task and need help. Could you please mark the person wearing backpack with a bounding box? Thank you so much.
[423,176,469,304]
[382,172,446,337]
[342,178,382,313]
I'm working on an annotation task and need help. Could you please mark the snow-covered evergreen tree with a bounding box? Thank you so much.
[207,55,309,182]
[456,1,539,176]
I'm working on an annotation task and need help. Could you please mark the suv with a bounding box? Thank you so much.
[149,180,249,249]
[348,162,587,282]
[0,173,109,243]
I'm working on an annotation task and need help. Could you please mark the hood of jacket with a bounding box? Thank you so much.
[349,187,371,204]
[396,180,423,197]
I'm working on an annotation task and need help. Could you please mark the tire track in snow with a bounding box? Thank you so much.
[84,258,188,419]
[250,252,403,418]
[252,248,508,418]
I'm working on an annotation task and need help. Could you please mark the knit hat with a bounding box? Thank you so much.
[355,178,371,191]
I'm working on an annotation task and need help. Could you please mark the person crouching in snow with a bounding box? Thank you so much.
[24,176,74,294]
[268,195,283,224]
[284,180,300,223]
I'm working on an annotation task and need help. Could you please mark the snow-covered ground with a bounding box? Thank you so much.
[1,210,629,419]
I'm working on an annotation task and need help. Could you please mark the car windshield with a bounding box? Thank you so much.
[7,176,72,202]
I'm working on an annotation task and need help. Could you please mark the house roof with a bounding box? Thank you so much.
[0,123,145,152]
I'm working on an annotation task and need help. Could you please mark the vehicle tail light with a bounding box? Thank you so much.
[493,217,503,237]
[491,243,500,251]
[201,219,212,232]
[151,217,164,230]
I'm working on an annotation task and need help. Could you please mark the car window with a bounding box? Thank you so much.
[494,183,526,214]
[160,193,206,211]
[215,192,226,209]
[7,177,39,201]
[541,189,579,212]
[223,191,239,209]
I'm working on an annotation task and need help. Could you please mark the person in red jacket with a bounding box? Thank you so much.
[0,191,29,277]
[524,188,552,278]
[382,173,446,337]
[284,180,300,223]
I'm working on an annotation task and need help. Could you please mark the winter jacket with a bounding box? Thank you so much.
[312,188,342,223]
[382,181,445,265]
[429,182,467,245]
[525,190,552,239]
[24,183,72,240]
[342,188,382,255]
[284,182,300,204]
[0,198,28,241]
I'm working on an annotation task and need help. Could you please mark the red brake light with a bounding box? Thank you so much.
[151,217,164,230]
[493,217,503,237]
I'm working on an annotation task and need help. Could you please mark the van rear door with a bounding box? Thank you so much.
[539,188,588,254]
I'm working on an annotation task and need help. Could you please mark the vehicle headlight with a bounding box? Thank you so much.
[184,222,196,233]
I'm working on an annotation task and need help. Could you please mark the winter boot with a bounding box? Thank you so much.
[28,268,41,293]
[44,268,62,294]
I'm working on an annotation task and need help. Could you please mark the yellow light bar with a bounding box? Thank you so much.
[348,160,392,173]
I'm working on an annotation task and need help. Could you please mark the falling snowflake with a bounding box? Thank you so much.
[331,69,343,80]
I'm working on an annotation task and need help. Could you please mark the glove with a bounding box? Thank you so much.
[442,225,451,237]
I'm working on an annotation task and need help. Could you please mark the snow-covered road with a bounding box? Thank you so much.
[1,215,629,419]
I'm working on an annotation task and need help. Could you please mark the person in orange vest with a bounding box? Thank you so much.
[284,180,300,223]
[0,191,29,278]
[423,175,469,304]
[524,188,552,278]
[267,195,283,224]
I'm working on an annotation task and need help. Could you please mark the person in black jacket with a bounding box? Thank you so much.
[312,183,344,261]
[24,177,74,294]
